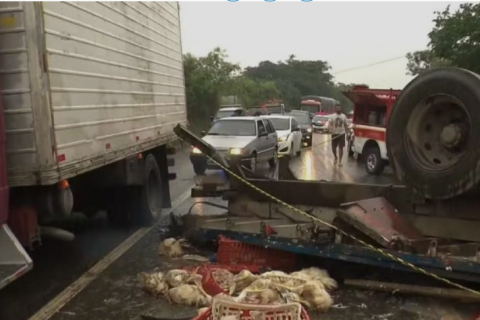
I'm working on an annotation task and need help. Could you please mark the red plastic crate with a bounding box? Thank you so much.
[216,236,297,270]
[184,264,259,296]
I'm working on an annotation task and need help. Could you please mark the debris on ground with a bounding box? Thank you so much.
[158,238,189,258]
[139,264,336,312]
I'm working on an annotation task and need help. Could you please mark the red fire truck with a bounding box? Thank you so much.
[342,85,401,175]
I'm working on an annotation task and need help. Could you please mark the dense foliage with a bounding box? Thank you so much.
[184,50,354,131]
[406,3,480,75]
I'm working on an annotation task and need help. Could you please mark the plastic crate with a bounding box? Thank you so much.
[193,299,309,320]
[216,236,297,270]
[184,264,259,296]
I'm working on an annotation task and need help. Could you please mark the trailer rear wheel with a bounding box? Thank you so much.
[107,153,163,227]
[387,68,480,199]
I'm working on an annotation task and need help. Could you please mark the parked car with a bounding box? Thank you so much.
[190,117,278,175]
[261,115,302,157]
[210,106,247,124]
[288,110,313,147]
[311,115,330,133]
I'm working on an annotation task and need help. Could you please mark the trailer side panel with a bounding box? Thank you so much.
[2,1,187,186]
[0,2,55,183]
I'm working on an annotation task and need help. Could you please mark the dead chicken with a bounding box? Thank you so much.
[235,279,285,305]
[165,269,190,287]
[168,284,212,306]
[167,273,212,307]
[158,238,188,258]
[287,281,333,311]
[290,267,337,290]
[138,271,168,297]
[212,268,235,294]
[260,270,289,278]
[230,270,258,294]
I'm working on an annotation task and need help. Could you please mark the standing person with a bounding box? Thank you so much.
[328,105,349,166]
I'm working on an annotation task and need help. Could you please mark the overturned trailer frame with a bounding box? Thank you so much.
[174,124,480,285]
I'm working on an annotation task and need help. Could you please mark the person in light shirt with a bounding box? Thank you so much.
[327,105,349,166]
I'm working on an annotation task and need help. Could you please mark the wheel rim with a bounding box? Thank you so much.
[405,94,471,172]
[147,170,160,212]
[367,153,377,170]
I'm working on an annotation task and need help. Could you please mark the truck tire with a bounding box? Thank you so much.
[193,162,206,175]
[364,146,385,175]
[387,68,480,199]
[107,153,163,227]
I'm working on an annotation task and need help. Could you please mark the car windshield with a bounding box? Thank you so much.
[313,116,329,122]
[207,119,256,136]
[290,113,311,125]
[268,118,290,131]
[215,110,237,119]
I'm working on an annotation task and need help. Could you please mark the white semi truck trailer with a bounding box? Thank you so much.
[0,1,187,290]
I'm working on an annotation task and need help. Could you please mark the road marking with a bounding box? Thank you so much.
[28,187,193,320]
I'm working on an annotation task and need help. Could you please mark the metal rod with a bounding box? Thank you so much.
[344,279,480,302]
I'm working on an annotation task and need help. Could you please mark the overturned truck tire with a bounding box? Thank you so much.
[387,68,480,200]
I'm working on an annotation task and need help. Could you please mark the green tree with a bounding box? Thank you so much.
[430,3,480,73]
[405,50,452,76]
[405,3,479,75]
[227,76,281,107]
[243,56,336,107]
[183,48,240,131]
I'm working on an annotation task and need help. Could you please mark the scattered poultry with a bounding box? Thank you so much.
[138,271,168,296]
[212,268,236,294]
[230,270,258,294]
[167,273,212,307]
[290,267,337,290]
[140,266,336,313]
[234,279,285,305]
[159,238,188,258]
[293,282,333,311]
[165,269,191,287]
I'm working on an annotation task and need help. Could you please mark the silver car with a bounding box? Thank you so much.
[190,117,278,174]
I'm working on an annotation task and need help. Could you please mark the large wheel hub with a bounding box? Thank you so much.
[405,94,471,172]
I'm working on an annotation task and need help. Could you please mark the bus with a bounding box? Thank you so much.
[300,96,339,117]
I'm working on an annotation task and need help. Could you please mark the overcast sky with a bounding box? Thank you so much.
[180,1,462,89]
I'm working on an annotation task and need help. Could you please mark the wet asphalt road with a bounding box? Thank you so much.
[0,134,421,320]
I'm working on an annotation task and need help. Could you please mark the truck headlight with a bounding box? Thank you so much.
[192,147,202,154]
[278,136,287,142]
[230,148,243,155]
[307,128,312,133]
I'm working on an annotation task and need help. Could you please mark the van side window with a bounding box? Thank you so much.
[257,120,267,135]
